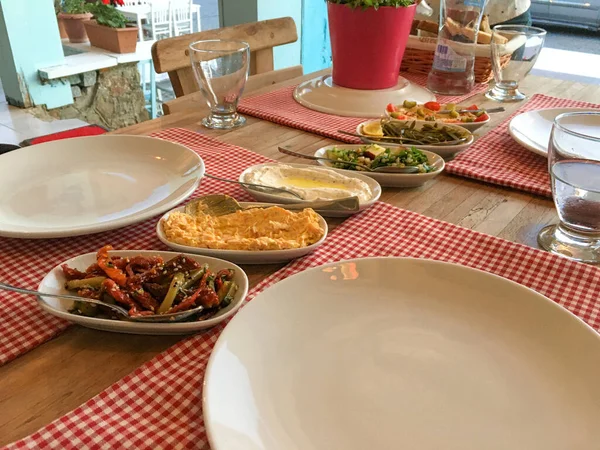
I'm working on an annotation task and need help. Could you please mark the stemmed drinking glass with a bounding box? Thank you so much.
[538,112,600,263]
[486,25,546,102]
[189,39,250,129]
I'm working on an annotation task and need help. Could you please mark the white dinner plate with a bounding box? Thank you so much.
[356,120,474,158]
[508,107,599,157]
[0,136,204,238]
[156,204,328,264]
[238,163,382,217]
[204,258,600,450]
[38,250,248,335]
[314,145,445,188]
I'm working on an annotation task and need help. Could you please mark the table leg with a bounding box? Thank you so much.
[150,60,157,119]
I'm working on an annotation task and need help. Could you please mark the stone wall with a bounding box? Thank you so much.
[34,63,149,130]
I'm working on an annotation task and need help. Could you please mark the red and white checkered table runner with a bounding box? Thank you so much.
[445,94,600,197]
[237,72,488,144]
[7,201,600,448]
[0,129,271,366]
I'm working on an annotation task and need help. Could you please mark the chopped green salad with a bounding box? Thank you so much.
[326,145,433,173]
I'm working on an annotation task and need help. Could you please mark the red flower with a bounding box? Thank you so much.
[114,0,124,5]
[101,0,110,3]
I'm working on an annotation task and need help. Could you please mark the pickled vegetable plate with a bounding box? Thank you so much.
[37,250,249,335]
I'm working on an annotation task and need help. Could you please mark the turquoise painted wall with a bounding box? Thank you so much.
[257,0,302,71]
[301,0,331,73]
[0,0,72,108]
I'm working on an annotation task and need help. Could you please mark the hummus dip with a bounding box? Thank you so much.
[162,206,324,251]
[243,165,373,202]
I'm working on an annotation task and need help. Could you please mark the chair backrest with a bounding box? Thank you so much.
[171,0,193,36]
[152,17,298,97]
[149,0,172,40]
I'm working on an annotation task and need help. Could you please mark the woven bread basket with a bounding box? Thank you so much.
[400,36,513,84]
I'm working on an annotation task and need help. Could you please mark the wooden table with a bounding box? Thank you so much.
[1,71,599,446]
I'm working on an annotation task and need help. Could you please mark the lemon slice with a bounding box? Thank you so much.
[361,121,384,137]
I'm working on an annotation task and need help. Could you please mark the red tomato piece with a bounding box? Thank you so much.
[466,104,479,111]
[386,103,398,113]
[424,101,441,111]
[474,113,489,122]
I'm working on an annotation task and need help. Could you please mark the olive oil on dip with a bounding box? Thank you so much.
[243,165,373,202]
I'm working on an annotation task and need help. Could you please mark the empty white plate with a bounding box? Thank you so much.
[38,250,248,335]
[0,136,204,238]
[508,107,599,157]
[204,258,600,450]
[157,204,328,264]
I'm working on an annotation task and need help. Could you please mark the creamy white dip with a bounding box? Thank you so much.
[243,165,373,203]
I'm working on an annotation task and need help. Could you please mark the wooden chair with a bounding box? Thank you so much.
[151,17,302,115]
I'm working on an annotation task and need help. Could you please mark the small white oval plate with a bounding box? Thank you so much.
[37,250,248,335]
[0,136,204,239]
[204,258,600,450]
[356,120,474,158]
[238,163,382,217]
[384,109,489,131]
[508,107,598,157]
[157,204,328,264]
[314,145,445,188]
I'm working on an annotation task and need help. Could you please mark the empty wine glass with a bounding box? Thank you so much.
[189,40,250,129]
[486,25,546,102]
[538,112,600,263]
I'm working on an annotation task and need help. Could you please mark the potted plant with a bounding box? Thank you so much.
[55,0,69,39]
[58,0,93,43]
[84,0,138,54]
[327,0,418,90]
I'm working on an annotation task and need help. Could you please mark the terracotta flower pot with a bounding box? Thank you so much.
[84,21,138,54]
[58,12,93,43]
[328,3,417,90]
[57,16,68,39]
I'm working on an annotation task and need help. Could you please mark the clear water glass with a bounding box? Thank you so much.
[538,112,600,263]
[486,25,546,102]
[189,40,250,129]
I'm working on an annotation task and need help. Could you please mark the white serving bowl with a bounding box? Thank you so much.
[383,109,490,131]
[238,163,382,217]
[38,250,248,335]
[314,145,445,188]
[157,204,328,265]
[356,120,474,158]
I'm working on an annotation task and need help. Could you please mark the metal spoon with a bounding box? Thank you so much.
[204,173,304,199]
[0,282,204,323]
[277,146,419,174]
[185,194,360,217]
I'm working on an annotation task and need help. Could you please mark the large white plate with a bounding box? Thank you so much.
[157,204,328,264]
[38,250,248,335]
[293,74,435,118]
[0,136,204,238]
[357,120,474,158]
[204,258,600,450]
[508,107,598,157]
[315,145,445,187]
[238,163,382,217]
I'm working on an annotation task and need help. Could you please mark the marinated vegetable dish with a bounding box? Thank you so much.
[326,145,434,173]
[386,101,489,124]
[62,245,237,320]
[361,119,471,146]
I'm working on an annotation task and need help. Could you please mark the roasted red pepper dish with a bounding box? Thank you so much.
[61,245,238,321]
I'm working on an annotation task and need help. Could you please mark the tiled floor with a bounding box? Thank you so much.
[0,82,88,145]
